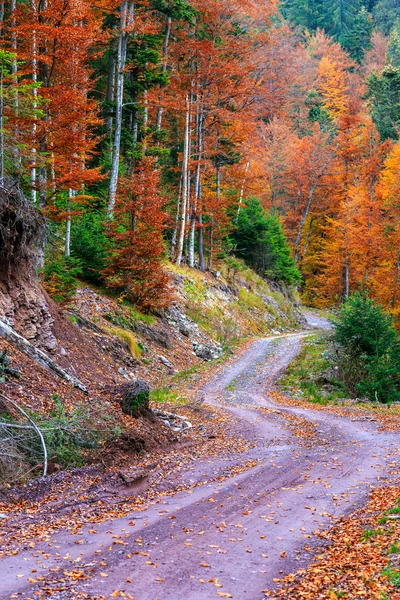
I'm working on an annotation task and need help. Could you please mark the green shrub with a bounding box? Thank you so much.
[229,197,300,286]
[71,212,108,284]
[334,293,400,403]
[38,397,120,468]
[42,254,82,305]
[238,288,265,310]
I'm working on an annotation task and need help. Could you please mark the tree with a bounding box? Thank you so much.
[373,0,400,35]
[231,197,300,285]
[335,293,400,402]
[104,157,171,311]
[367,64,400,139]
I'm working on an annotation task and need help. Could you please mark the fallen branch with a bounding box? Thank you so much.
[0,319,87,394]
[0,393,48,477]
[152,408,193,432]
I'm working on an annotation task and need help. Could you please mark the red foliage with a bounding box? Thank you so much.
[104,158,171,312]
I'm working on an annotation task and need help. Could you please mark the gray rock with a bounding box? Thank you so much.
[158,355,172,368]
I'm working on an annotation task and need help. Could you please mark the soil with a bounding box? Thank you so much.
[1,316,399,600]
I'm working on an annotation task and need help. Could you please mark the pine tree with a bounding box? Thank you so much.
[373,0,400,35]
[231,198,300,285]
[367,64,400,139]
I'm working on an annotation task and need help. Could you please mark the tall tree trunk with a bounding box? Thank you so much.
[208,165,220,272]
[236,161,250,221]
[0,61,4,184]
[10,0,19,168]
[176,95,190,265]
[170,175,182,260]
[198,210,205,271]
[105,31,117,148]
[156,16,171,131]
[189,108,203,268]
[65,189,77,258]
[31,0,38,204]
[108,0,132,216]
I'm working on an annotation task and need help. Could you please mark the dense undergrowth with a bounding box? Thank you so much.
[281,294,400,405]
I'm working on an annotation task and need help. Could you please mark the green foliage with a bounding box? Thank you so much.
[151,0,198,22]
[105,306,154,329]
[281,0,372,59]
[387,21,400,66]
[373,0,400,35]
[341,6,373,61]
[334,293,400,402]
[71,212,108,284]
[184,279,206,302]
[381,566,400,587]
[39,397,120,468]
[367,65,400,140]
[238,288,265,310]
[106,326,143,360]
[149,386,180,403]
[280,334,345,404]
[42,254,82,305]
[230,197,300,285]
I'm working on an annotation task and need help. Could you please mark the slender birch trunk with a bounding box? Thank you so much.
[170,176,182,260]
[198,210,205,271]
[31,0,38,204]
[236,161,250,221]
[189,107,203,268]
[10,0,19,168]
[156,17,171,132]
[65,189,73,258]
[106,32,117,140]
[176,95,190,265]
[108,0,133,216]
[208,165,220,272]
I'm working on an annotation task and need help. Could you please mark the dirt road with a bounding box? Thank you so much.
[2,325,400,600]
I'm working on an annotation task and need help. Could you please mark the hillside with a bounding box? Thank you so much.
[2,0,400,598]
[0,251,306,481]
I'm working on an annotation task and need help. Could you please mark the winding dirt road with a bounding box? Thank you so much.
[2,322,400,600]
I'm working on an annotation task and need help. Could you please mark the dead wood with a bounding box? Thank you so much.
[0,319,88,393]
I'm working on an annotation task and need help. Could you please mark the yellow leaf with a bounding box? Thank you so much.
[217,593,233,598]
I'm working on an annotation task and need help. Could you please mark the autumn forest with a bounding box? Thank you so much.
[0,0,399,315]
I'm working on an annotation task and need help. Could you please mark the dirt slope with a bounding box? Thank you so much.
[1,318,399,600]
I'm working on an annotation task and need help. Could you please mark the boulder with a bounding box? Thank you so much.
[117,380,153,419]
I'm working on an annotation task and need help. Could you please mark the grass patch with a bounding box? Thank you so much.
[388,543,400,554]
[184,279,206,302]
[226,378,238,391]
[361,528,387,540]
[150,387,187,404]
[279,334,345,404]
[382,567,400,588]
[238,288,265,310]
[106,326,143,360]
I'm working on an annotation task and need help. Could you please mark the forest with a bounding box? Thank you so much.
[3,3,400,599]
[1,0,400,316]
